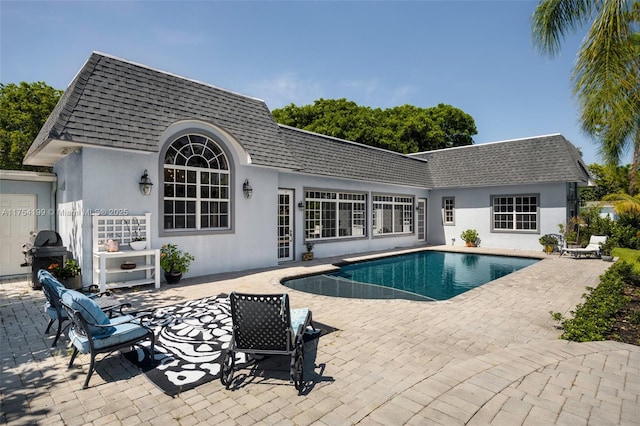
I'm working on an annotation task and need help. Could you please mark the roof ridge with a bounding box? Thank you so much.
[408,133,564,156]
[91,51,266,104]
[278,124,429,163]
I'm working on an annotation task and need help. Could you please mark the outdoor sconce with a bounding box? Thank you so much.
[298,201,304,210]
[139,170,153,195]
[243,179,253,199]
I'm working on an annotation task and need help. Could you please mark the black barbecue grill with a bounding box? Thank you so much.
[23,230,70,289]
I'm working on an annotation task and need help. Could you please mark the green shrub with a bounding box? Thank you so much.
[550,261,631,342]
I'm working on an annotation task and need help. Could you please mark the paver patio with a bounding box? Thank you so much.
[2,246,639,425]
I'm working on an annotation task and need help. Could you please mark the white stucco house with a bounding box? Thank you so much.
[22,52,591,286]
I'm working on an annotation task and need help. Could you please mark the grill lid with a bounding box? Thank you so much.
[33,230,63,247]
[31,246,69,255]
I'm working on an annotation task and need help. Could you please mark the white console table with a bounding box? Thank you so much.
[93,248,160,293]
[92,214,160,292]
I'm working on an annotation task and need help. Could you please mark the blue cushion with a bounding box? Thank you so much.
[290,308,310,335]
[68,320,149,353]
[44,303,66,320]
[61,289,114,338]
[38,269,65,297]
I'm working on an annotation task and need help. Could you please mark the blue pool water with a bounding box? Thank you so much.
[282,251,539,301]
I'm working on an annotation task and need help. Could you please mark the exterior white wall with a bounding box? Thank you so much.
[55,146,281,283]
[50,143,572,284]
[427,183,568,251]
[278,173,429,260]
[54,147,166,285]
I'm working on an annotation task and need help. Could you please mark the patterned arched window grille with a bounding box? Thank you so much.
[163,134,230,230]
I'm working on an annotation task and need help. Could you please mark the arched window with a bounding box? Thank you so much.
[163,134,231,231]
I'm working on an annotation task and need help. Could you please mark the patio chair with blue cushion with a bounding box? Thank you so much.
[38,270,131,347]
[220,292,316,394]
[60,289,155,389]
[560,235,608,259]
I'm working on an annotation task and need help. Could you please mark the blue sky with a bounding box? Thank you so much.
[1,0,631,165]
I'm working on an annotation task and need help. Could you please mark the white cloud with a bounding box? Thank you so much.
[344,79,417,108]
[247,73,417,110]
[247,72,324,109]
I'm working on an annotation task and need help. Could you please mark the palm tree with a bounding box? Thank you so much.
[603,192,640,216]
[532,0,640,194]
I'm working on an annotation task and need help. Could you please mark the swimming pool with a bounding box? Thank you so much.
[282,251,539,301]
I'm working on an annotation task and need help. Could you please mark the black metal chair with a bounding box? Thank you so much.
[60,291,155,389]
[220,292,315,393]
[38,269,130,347]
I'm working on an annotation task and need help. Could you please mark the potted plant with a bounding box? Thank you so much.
[460,229,479,247]
[302,242,314,261]
[599,238,615,261]
[539,234,559,254]
[160,243,195,284]
[48,259,82,289]
[126,217,147,250]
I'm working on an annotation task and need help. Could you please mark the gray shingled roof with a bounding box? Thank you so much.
[280,125,433,188]
[25,52,298,169]
[408,134,591,189]
[25,52,589,191]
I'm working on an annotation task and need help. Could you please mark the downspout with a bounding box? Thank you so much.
[51,173,58,231]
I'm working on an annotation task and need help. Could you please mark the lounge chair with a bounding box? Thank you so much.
[60,289,155,389]
[560,235,608,259]
[220,292,316,394]
[38,270,130,347]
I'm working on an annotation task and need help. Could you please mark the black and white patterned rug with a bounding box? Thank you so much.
[123,294,250,396]
[123,294,333,396]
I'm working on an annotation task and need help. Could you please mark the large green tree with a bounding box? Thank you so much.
[532,0,640,194]
[0,82,62,171]
[272,99,477,154]
[581,163,631,200]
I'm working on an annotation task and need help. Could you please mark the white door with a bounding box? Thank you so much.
[0,194,37,276]
[277,189,294,261]
[417,198,427,242]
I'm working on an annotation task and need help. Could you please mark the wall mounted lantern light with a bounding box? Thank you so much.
[243,179,253,199]
[297,201,304,210]
[139,170,153,195]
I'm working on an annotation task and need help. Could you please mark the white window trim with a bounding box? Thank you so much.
[161,132,234,235]
[442,196,455,226]
[491,193,539,233]
[304,190,367,241]
[372,194,414,236]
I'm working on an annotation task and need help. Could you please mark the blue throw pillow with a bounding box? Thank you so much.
[61,289,115,338]
[38,269,65,297]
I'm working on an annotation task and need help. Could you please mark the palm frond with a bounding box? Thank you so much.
[531,0,596,57]
[602,192,640,215]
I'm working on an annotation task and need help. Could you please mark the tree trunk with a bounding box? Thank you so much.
[630,131,640,196]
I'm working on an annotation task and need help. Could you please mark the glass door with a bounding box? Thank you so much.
[277,189,294,261]
[417,198,427,242]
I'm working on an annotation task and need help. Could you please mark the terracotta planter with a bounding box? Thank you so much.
[164,270,183,284]
[465,242,474,247]
[302,252,314,261]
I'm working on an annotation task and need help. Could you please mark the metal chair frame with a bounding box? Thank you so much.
[220,292,314,393]
[40,271,130,347]
[60,301,155,389]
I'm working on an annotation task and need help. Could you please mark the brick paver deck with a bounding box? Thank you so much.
[2,246,638,425]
